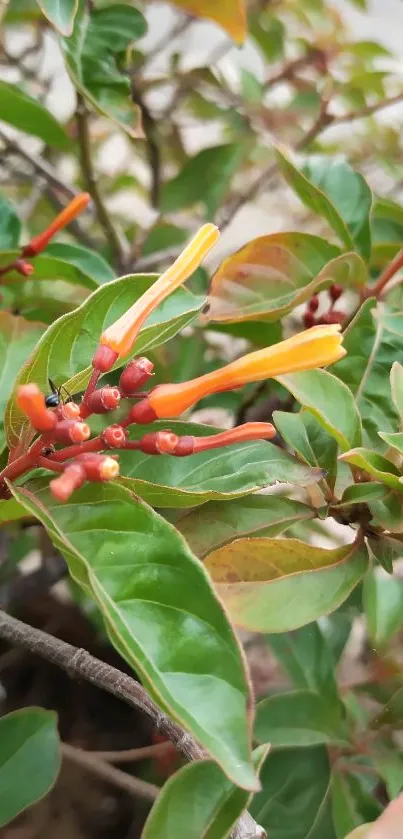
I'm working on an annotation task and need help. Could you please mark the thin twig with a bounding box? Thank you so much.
[131,82,161,208]
[61,742,159,801]
[135,15,193,70]
[86,742,172,763]
[0,132,77,199]
[75,95,127,271]
[0,610,265,839]
[368,247,403,299]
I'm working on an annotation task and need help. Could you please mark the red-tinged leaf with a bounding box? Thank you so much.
[204,537,368,632]
[205,234,365,323]
[10,481,258,791]
[165,0,246,44]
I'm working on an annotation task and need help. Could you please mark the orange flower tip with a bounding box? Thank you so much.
[62,402,81,420]
[92,344,119,373]
[129,398,158,425]
[192,423,276,453]
[101,425,128,449]
[50,463,85,502]
[53,420,91,444]
[14,259,34,277]
[75,453,120,482]
[22,193,91,257]
[17,383,57,431]
[119,357,154,396]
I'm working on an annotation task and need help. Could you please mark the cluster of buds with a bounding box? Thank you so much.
[11,224,346,503]
[0,193,90,280]
[303,283,345,329]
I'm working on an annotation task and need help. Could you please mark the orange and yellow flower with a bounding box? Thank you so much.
[23,193,91,257]
[131,323,345,422]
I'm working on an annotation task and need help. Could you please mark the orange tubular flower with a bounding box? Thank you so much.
[131,324,346,423]
[99,224,220,361]
[22,193,91,257]
[17,384,57,432]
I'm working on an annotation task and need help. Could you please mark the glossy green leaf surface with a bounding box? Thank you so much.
[250,746,336,839]
[143,746,269,839]
[205,537,368,632]
[5,278,202,453]
[38,0,77,33]
[0,196,21,248]
[363,570,403,648]
[161,145,243,217]
[118,422,324,508]
[0,251,100,290]
[390,362,403,423]
[332,300,400,449]
[62,2,147,135]
[255,689,348,748]
[274,409,338,487]
[266,621,339,699]
[46,243,115,285]
[276,369,362,451]
[0,708,60,827]
[205,234,366,323]
[0,81,70,147]
[0,312,44,452]
[11,481,257,790]
[177,495,314,557]
[276,149,372,258]
[331,771,381,838]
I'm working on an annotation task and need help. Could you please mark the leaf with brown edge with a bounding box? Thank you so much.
[339,448,403,493]
[204,537,368,632]
[165,0,246,44]
[205,234,365,324]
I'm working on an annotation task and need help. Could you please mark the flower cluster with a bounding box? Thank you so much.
[9,224,346,502]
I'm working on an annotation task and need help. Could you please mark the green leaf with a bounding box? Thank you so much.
[390,361,403,424]
[0,708,60,827]
[331,770,381,838]
[276,369,362,451]
[363,569,403,648]
[274,409,338,487]
[338,482,388,507]
[37,0,77,33]
[143,746,269,839]
[117,421,324,508]
[339,448,402,492]
[5,277,202,453]
[378,431,403,454]
[204,537,369,632]
[250,746,336,839]
[266,621,339,698]
[0,251,101,290]
[0,496,29,524]
[250,13,285,62]
[206,234,366,323]
[255,689,348,748]
[177,495,314,557]
[161,145,243,218]
[373,747,403,799]
[275,149,373,258]
[62,2,147,136]
[11,482,257,791]
[0,195,21,248]
[369,490,403,532]
[46,243,115,285]
[0,312,44,453]
[332,299,400,449]
[0,81,70,148]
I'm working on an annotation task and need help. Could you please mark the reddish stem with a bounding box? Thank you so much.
[49,435,104,463]
[367,247,403,299]
[80,369,101,416]
[36,457,64,473]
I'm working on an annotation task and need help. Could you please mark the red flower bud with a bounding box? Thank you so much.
[319,310,345,325]
[53,420,91,444]
[138,431,179,455]
[303,311,316,328]
[85,387,121,414]
[17,384,57,432]
[308,294,319,313]
[22,193,90,257]
[61,401,81,420]
[50,463,85,502]
[75,453,120,482]
[329,283,343,302]
[129,398,158,425]
[101,425,128,449]
[92,344,119,373]
[14,259,34,277]
[119,358,154,396]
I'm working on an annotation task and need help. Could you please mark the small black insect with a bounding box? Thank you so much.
[45,378,72,408]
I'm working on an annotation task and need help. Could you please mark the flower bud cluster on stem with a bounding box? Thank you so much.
[0,224,347,502]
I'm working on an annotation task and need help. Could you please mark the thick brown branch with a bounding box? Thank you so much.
[0,610,265,839]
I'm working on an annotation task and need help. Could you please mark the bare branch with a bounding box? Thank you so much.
[61,742,159,801]
[0,610,266,839]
